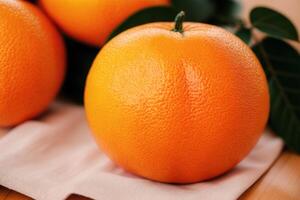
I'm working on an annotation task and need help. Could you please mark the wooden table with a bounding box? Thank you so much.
[1,151,299,200]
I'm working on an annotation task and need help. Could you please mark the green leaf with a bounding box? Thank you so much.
[250,7,299,41]
[107,6,177,42]
[252,37,300,152]
[235,27,251,44]
[172,0,216,21]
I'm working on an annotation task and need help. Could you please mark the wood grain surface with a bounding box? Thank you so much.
[240,151,300,200]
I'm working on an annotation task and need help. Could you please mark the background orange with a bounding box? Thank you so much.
[39,0,170,46]
[0,0,65,126]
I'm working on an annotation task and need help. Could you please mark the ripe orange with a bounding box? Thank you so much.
[0,0,65,127]
[84,12,270,183]
[38,0,170,46]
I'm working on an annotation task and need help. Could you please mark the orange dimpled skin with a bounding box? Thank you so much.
[85,14,270,183]
[0,0,65,127]
[38,0,170,46]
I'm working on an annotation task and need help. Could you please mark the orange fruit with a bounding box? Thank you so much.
[84,12,269,183]
[38,0,170,46]
[0,0,65,127]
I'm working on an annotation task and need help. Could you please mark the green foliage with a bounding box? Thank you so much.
[107,6,177,42]
[252,38,300,152]
[235,26,251,44]
[108,0,241,41]
[250,7,299,41]
[248,6,300,152]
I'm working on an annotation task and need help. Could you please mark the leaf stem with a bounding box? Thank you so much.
[172,11,185,34]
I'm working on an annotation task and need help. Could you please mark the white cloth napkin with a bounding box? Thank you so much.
[0,102,284,200]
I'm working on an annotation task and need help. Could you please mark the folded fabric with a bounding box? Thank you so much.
[0,102,283,200]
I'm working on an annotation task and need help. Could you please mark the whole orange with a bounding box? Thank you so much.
[85,12,269,183]
[38,0,170,46]
[0,0,65,127]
